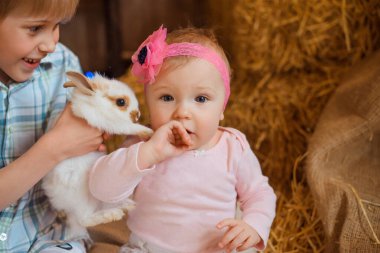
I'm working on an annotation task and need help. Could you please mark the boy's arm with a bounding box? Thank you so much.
[0,105,103,209]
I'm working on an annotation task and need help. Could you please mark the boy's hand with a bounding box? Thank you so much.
[217,218,262,252]
[98,133,111,152]
[138,120,192,169]
[49,104,104,160]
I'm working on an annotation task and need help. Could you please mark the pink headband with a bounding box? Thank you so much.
[131,25,230,108]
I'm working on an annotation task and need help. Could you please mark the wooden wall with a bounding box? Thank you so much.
[60,0,207,78]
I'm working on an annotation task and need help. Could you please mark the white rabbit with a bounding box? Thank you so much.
[42,71,153,239]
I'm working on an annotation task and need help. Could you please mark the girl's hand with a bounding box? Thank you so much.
[47,104,104,161]
[217,218,262,252]
[138,120,192,169]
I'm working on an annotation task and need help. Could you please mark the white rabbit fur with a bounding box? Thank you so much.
[42,71,153,239]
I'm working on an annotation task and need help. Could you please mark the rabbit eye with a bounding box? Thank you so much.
[116,98,126,107]
[110,96,129,110]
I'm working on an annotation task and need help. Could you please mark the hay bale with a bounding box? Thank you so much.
[229,0,380,76]
[268,155,326,252]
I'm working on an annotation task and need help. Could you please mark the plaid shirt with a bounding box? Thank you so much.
[0,43,83,252]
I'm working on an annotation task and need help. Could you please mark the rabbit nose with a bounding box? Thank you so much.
[130,110,140,123]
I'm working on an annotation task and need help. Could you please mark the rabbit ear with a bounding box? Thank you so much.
[64,71,95,96]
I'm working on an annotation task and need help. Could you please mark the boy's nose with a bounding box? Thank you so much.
[39,30,59,53]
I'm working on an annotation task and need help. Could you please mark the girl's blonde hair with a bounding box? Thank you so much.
[163,27,231,77]
[0,0,79,22]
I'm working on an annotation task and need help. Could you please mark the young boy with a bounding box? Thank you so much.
[0,1,104,252]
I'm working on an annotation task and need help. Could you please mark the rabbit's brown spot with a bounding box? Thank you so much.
[130,110,140,123]
[109,95,129,111]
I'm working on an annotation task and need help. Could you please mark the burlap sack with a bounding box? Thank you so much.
[307,51,380,252]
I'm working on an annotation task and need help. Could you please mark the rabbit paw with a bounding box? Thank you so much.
[138,129,153,140]
[81,208,125,227]
[121,199,135,211]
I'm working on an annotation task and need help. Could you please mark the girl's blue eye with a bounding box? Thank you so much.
[160,95,174,102]
[195,96,208,103]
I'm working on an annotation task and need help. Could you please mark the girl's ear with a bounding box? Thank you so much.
[220,112,224,121]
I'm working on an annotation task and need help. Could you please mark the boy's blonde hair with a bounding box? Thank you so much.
[0,0,79,22]
[163,27,231,78]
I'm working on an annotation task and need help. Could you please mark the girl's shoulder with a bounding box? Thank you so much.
[219,127,251,153]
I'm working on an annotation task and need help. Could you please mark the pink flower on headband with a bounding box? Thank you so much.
[131,25,168,84]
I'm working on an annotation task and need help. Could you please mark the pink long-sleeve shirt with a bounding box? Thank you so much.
[89,127,276,253]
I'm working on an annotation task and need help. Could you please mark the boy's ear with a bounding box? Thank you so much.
[64,71,94,96]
